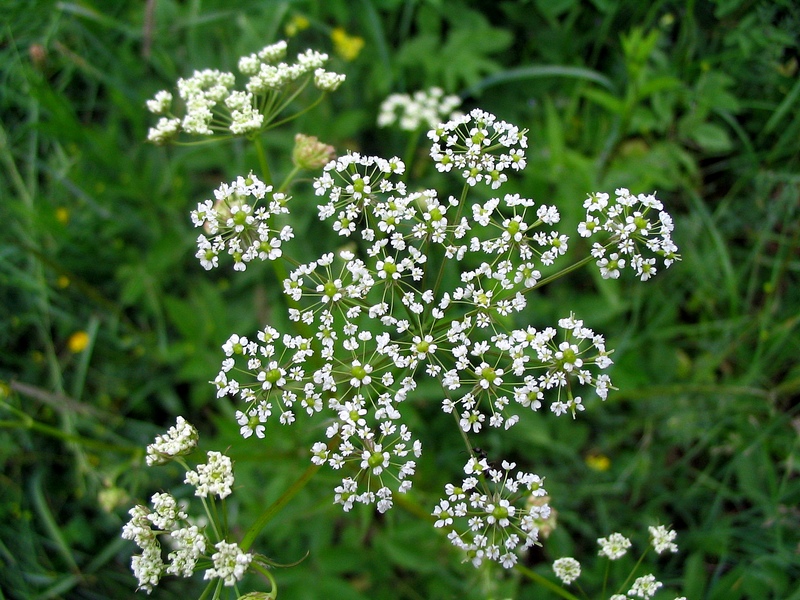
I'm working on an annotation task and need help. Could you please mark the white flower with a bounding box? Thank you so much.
[628,574,663,599]
[597,532,632,559]
[185,451,235,499]
[204,540,252,586]
[649,524,678,554]
[166,525,206,577]
[146,90,173,114]
[314,68,346,91]
[553,557,581,584]
[146,416,198,466]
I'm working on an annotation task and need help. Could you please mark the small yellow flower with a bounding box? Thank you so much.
[585,452,611,472]
[68,330,90,353]
[285,14,310,37]
[56,207,69,224]
[57,275,70,288]
[331,27,364,62]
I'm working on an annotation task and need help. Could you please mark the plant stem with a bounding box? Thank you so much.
[0,401,138,455]
[514,564,581,600]
[254,136,273,188]
[527,254,596,292]
[240,460,322,552]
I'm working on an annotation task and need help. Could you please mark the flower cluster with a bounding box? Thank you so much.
[134,41,684,590]
[146,41,345,144]
[429,108,527,189]
[190,173,292,271]
[145,415,198,466]
[579,188,680,281]
[553,526,682,599]
[432,459,549,569]
[378,87,461,131]
[208,105,678,518]
[124,421,250,593]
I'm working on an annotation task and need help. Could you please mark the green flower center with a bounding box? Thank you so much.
[492,505,509,520]
[233,210,248,226]
[367,451,384,468]
[481,367,497,383]
[560,348,577,366]
[351,365,367,380]
[323,281,338,298]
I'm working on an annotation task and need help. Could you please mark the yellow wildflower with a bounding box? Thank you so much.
[285,14,310,37]
[331,27,364,62]
[68,330,90,353]
[585,452,611,472]
[56,207,69,224]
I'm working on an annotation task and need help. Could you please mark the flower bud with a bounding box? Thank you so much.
[292,134,336,170]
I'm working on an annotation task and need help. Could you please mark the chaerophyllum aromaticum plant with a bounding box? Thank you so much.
[125,42,684,599]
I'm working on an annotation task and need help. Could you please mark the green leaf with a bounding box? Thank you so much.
[637,75,683,99]
[686,122,733,153]
[683,552,707,599]
[582,88,624,114]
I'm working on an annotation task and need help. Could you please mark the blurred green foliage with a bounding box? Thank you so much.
[1,0,798,598]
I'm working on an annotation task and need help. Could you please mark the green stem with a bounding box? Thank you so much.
[615,548,650,595]
[253,136,273,188]
[514,564,581,600]
[266,91,327,131]
[0,401,138,455]
[277,164,302,195]
[527,253,596,292]
[240,460,321,552]
[251,562,278,599]
[402,128,421,180]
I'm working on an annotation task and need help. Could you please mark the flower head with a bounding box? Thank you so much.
[553,557,581,585]
[146,416,199,466]
[597,532,632,560]
[185,451,235,499]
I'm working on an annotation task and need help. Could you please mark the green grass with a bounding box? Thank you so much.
[1,0,798,598]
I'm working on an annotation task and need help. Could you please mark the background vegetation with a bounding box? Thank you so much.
[1,0,798,598]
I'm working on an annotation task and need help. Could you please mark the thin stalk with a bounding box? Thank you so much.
[251,562,278,599]
[0,402,138,455]
[402,128,422,179]
[514,564,581,600]
[253,136,273,188]
[240,460,322,552]
[527,253,596,292]
[266,91,327,131]
[277,164,302,195]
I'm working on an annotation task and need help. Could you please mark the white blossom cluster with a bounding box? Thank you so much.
[378,87,462,131]
[146,41,345,144]
[124,431,248,593]
[185,451,235,499]
[553,526,682,599]
[207,108,680,522]
[145,415,198,466]
[431,458,549,569]
[190,173,293,271]
[579,188,680,281]
[429,108,528,189]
